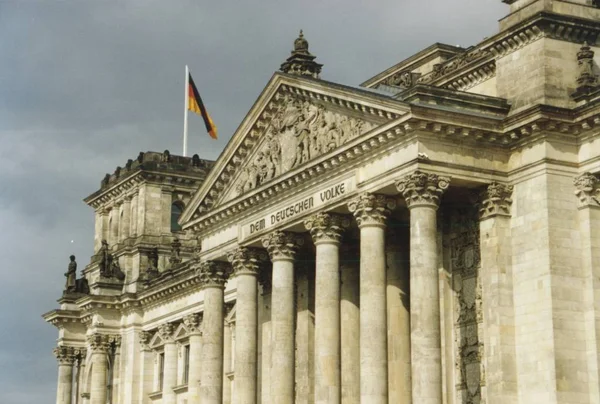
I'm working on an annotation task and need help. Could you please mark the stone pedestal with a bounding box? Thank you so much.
[54,346,75,404]
[184,314,203,404]
[396,171,449,404]
[349,193,396,404]
[228,248,266,404]
[305,213,349,404]
[262,231,302,404]
[197,261,229,404]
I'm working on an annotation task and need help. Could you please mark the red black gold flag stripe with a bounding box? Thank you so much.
[188,73,217,139]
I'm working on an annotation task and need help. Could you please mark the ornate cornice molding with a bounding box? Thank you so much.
[227,247,268,277]
[261,231,303,261]
[304,212,350,244]
[348,192,396,228]
[574,172,600,208]
[196,261,230,289]
[479,182,514,219]
[395,170,450,209]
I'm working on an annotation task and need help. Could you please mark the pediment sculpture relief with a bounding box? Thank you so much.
[230,96,374,199]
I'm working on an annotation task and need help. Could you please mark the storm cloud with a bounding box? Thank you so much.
[0,1,505,402]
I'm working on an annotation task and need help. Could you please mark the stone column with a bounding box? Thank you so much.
[88,334,110,404]
[54,346,75,404]
[304,213,349,404]
[130,193,138,237]
[109,336,121,403]
[138,331,154,403]
[261,231,303,404]
[159,324,177,404]
[348,193,396,404]
[227,248,267,404]
[197,261,230,404]
[396,170,450,404]
[74,348,87,404]
[339,241,360,404]
[478,182,517,403]
[121,196,131,241]
[258,270,272,404]
[184,314,203,403]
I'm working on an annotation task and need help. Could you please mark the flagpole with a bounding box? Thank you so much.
[183,65,189,157]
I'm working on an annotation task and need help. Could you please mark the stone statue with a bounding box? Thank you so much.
[64,255,77,293]
[97,239,125,280]
[169,238,182,267]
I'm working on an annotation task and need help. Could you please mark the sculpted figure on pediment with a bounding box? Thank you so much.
[230,95,374,200]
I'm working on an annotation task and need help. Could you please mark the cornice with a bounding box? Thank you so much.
[43,309,82,329]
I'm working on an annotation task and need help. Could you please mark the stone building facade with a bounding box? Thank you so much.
[44,1,600,403]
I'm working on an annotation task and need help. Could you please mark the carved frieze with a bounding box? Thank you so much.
[418,48,491,85]
[382,70,420,89]
[229,95,374,200]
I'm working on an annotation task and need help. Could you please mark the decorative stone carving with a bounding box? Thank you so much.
[395,170,450,208]
[227,247,267,276]
[574,172,600,207]
[449,208,483,404]
[64,255,77,293]
[382,70,420,88]
[139,331,152,351]
[348,192,396,227]
[577,43,598,89]
[158,323,175,343]
[87,333,111,353]
[169,238,182,266]
[261,230,303,260]
[183,313,203,335]
[231,94,373,199]
[53,346,76,365]
[280,30,323,79]
[304,212,350,243]
[418,48,491,84]
[97,240,125,280]
[479,182,513,219]
[196,261,230,289]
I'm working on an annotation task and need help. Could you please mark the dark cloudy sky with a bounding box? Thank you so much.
[0,0,506,402]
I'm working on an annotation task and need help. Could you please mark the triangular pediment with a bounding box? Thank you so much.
[173,323,189,341]
[180,72,408,227]
[148,332,164,349]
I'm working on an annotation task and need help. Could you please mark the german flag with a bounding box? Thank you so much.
[188,72,217,139]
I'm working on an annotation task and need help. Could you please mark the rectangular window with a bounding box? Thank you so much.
[159,352,165,391]
[183,345,190,384]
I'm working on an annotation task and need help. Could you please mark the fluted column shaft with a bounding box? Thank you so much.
[184,314,203,403]
[228,248,266,404]
[340,242,360,404]
[54,347,75,404]
[262,231,302,404]
[396,171,450,404]
[305,213,349,404]
[88,334,110,404]
[159,324,177,404]
[198,261,229,404]
[349,193,396,404]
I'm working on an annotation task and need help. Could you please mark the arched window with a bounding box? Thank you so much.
[171,202,184,232]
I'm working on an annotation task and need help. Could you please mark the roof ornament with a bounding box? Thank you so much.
[280,29,323,79]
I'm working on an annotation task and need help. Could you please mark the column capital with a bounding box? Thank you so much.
[304,212,350,244]
[479,182,514,219]
[86,333,111,354]
[261,230,303,261]
[183,313,203,336]
[139,330,152,351]
[158,323,176,343]
[196,261,230,289]
[227,247,268,277]
[53,346,76,365]
[348,192,396,228]
[395,170,450,209]
[574,172,600,208]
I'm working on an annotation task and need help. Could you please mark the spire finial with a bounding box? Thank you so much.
[280,30,323,79]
